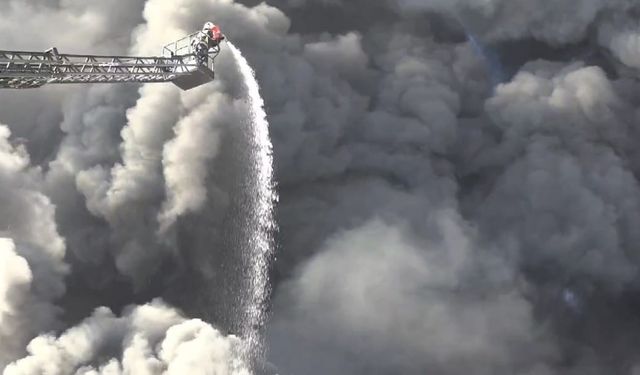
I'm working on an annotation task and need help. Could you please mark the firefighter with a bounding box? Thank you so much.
[193,22,225,65]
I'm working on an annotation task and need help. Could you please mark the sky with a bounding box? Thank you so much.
[3,0,640,374]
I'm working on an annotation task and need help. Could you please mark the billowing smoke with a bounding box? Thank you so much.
[4,0,640,374]
[2,0,283,372]
[4,300,249,375]
[0,124,67,369]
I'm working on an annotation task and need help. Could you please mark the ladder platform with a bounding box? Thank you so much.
[172,62,215,90]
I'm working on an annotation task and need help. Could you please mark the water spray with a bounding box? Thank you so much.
[227,41,279,368]
[455,15,506,89]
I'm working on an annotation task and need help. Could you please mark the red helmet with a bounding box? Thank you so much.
[210,25,224,41]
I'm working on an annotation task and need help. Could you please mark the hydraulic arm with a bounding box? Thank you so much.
[0,50,198,89]
[0,24,225,91]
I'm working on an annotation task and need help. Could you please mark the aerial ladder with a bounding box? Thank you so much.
[0,22,225,91]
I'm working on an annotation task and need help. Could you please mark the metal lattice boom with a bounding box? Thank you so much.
[0,50,202,88]
[0,30,222,91]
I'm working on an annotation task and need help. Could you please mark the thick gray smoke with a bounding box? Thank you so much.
[4,0,640,374]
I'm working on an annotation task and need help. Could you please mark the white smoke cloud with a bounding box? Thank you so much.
[0,125,67,368]
[157,91,226,232]
[3,300,249,375]
[70,0,288,283]
[0,239,57,369]
[598,11,640,70]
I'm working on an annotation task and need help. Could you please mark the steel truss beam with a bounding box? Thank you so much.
[0,50,199,89]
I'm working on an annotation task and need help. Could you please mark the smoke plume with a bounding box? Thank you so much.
[4,0,640,374]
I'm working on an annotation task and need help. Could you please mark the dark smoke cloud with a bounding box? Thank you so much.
[3,0,640,374]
